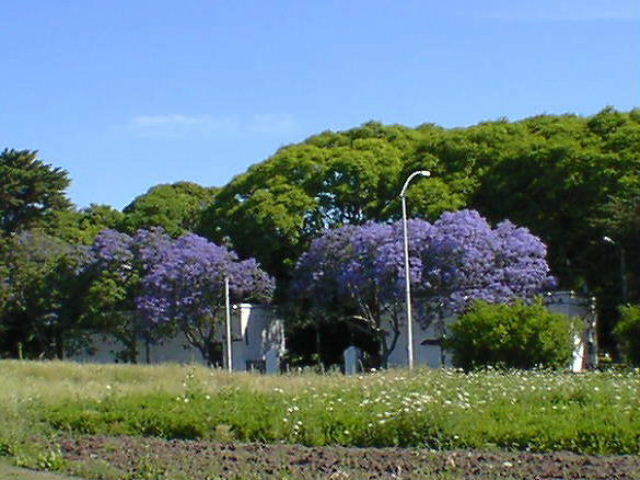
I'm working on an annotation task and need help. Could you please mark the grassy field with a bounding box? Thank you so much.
[0,361,639,478]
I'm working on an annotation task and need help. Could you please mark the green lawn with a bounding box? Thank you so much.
[1,361,639,455]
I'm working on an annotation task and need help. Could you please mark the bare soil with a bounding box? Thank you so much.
[59,435,640,480]
[0,460,81,480]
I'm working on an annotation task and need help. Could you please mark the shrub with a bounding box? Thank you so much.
[615,304,640,366]
[446,300,577,370]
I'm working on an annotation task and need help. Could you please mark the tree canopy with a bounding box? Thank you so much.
[0,149,71,236]
[122,182,217,237]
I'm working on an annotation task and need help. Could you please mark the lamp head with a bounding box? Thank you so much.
[603,236,615,245]
[399,170,432,197]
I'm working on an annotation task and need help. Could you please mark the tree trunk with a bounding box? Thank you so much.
[55,330,64,360]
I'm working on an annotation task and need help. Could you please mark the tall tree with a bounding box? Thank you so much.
[122,182,216,237]
[0,149,71,236]
[198,123,465,284]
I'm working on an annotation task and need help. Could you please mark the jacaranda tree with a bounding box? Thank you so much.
[137,234,274,365]
[418,209,555,317]
[293,209,554,367]
[86,227,173,362]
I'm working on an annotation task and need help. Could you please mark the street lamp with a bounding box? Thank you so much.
[400,170,431,369]
[603,236,628,304]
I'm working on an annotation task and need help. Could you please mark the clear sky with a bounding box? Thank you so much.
[1,1,638,209]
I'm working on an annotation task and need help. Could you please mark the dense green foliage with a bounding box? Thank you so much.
[0,149,71,236]
[0,232,92,359]
[199,110,639,291]
[198,122,467,280]
[1,362,639,456]
[51,204,124,245]
[446,301,577,370]
[122,182,217,237]
[615,304,640,366]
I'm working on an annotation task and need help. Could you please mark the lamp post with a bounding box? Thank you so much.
[400,170,431,369]
[603,236,628,304]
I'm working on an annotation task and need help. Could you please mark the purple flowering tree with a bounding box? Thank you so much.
[87,227,173,362]
[417,210,555,318]
[137,234,274,365]
[293,220,433,366]
[293,210,554,367]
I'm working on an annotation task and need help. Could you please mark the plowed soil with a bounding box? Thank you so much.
[60,436,640,479]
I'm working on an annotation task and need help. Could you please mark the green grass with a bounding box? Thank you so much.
[1,360,639,458]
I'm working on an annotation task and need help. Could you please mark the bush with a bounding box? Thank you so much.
[446,300,577,370]
[615,304,640,366]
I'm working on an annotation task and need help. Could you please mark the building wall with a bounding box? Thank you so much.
[68,304,284,370]
[385,291,597,371]
[224,304,285,372]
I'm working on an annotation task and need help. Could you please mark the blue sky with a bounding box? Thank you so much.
[1,1,638,209]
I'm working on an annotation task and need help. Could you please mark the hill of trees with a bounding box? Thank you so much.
[1,107,638,362]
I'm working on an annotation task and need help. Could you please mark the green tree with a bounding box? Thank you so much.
[198,123,444,281]
[122,182,216,237]
[614,304,640,366]
[50,204,125,244]
[0,230,92,359]
[0,149,71,236]
[469,109,640,349]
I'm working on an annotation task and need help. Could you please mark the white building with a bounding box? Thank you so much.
[352,291,598,372]
[69,304,285,373]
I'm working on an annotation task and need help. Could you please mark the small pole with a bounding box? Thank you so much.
[225,276,233,372]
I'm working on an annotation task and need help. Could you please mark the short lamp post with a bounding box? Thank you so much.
[400,170,431,369]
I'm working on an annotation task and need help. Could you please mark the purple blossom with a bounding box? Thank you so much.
[136,233,274,364]
[92,227,172,277]
[292,209,555,362]
[418,210,554,317]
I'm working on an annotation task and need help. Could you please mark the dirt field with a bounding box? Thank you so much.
[60,436,640,480]
[0,460,81,480]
